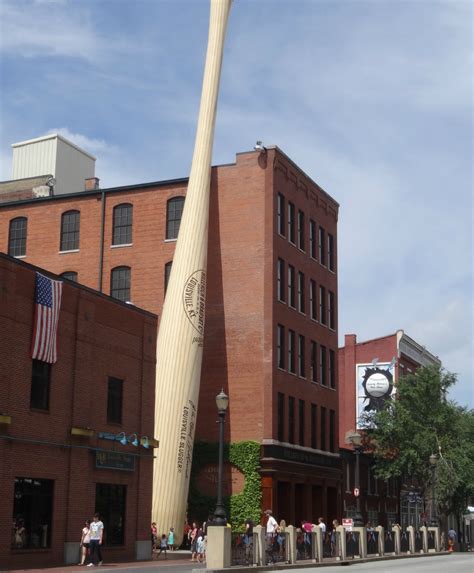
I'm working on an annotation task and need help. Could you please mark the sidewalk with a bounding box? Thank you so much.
[1,551,204,573]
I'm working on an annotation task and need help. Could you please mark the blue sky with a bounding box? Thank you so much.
[1,0,472,406]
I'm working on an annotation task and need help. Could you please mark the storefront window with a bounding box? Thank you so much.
[95,484,126,546]
[12,477,54,549]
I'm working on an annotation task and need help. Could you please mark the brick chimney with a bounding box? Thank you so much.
[85,177,100,191]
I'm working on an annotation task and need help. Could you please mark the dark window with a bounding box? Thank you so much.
[309,219,316,259]
[60,210,80,251]
[309,279,317,320]
[277,324,285,369]
[95,483,126,546]
[311,404,317,449]
[8,217,27,257]
[321,406,327,451]
[328,233,335,271]
[110,267,131,302]
[60,271,78,282]
[328,291,335,330]
[112,204,133,246]
[107,377,123,424]
[277,258,285,302]
[12,477,54,549]
[329,409,336,453]
[277,393,285,441]
[166,197,184,240]
[310,340,317,382]
[288,330,295,374]
[164,261,172,294]
[320,345,327,386]
[319,227,326,265]
[298,334,305,378]
[288,202,295,244]
[329,349,336,389]
[288,396,295,444]
[299,399,305,446]
[319,285,327,325]
[288,265,295,308]
[298,210,305,250]
[30,359,51,410]
[297,272,305,313]
[277,193,286,236]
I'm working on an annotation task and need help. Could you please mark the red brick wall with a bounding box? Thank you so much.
[0,255,157,569]
[272,153,339,449]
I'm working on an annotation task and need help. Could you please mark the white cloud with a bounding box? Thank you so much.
[1,1,99,61]
[47,128,113,154]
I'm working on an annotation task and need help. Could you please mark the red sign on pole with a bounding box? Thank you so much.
[353,487,360,497]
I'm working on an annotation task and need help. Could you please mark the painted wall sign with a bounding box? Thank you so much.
[195,462,245,497]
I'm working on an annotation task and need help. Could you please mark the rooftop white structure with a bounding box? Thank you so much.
[11,134,96,196]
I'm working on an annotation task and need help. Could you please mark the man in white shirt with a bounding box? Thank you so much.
[87,513,104,567]
[264,509,278,563]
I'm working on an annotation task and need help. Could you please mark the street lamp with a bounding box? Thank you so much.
[213,389,229,526]
[429,453,438,526]
[347,430,364,527]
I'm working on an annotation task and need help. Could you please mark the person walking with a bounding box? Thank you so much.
[264,509,278,563]
[87,513,104,567]
[157,533,168,559]
[448,528,457,552]
[79,520,91,565]
[189,522,199,562]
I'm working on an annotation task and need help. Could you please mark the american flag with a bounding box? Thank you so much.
[31,272,63,364]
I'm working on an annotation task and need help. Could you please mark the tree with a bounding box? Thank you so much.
[362,365,474,525]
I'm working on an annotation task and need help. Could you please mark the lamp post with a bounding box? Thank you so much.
[429,453,438,526]
[213,389,229,526]
[347,430,364,527]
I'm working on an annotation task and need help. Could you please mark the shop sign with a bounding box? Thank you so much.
[95,450,135,471]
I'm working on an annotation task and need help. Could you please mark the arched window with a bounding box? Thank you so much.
[166,196,184,240]
[8,217,27,257]
[60,210,80,251]
[164,261,172,294]
[60,271,78,282]
[112,203,133,246]
[110,266,131,302]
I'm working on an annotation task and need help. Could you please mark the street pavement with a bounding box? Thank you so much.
[0,551,205,573]
[278,553,474,573]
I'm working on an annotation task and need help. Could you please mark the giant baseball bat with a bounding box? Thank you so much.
[152,0,233,544]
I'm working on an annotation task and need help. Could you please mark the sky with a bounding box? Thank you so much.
[1,0,472,406]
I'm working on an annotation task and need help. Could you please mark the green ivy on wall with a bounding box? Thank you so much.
[187,440,262,531]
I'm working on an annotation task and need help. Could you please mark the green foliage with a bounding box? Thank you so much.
[187,440,262,531]
[364,365,474,518]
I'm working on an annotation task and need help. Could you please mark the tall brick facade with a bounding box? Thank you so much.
[0,254,157,569]
[338,331,441,528]
[0,146,341,528]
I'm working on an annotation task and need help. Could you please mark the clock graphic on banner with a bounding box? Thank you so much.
[356,359,396,428]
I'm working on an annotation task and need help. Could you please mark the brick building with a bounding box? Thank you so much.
[0,253,157,569]
[0,142,341,526]
[338,331,441,528]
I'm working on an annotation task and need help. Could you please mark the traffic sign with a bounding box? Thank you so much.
[342,518,354,528]
[353,487,360,497]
